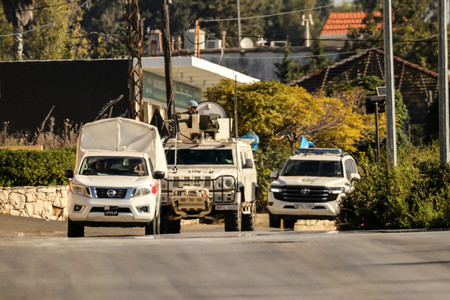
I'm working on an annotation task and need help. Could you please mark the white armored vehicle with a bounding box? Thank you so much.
[268,148,359,229]
[160,102,258,233]
[65,117,167,237]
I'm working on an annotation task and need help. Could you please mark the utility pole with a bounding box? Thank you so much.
[237,0,242,47]
[439,0,450,163]
[161,0,175,121]
[126,0,144,121]
[383,0,397,166]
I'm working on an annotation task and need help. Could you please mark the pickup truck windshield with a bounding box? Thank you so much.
[166,149,233,165]
[281,160,343,177]
[79,156,149,176]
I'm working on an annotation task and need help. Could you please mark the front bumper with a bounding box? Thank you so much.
[67,192,156,224]
[267,192,341,218]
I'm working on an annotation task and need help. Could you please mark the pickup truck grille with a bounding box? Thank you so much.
[272,186,339,203]
[95,188,128,199]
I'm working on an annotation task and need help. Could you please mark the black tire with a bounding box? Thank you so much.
[145,212,160,235]
[161,219,181,234]
[269,212,281,228]
[145,221,155,235]
[241,203,255,231]
[224,210,241,232]
[67,219,84,237]
[283,219,297,230]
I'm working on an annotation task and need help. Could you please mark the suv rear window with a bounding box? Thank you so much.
[281,160,343,177]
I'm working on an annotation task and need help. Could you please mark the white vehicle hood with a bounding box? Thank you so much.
[73,175,153,188]
[272,176,349,187]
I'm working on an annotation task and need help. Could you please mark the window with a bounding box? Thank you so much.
[79,156,149,176]
[166,149,234,165]
[344,159,357,179]
[281,160,343,177]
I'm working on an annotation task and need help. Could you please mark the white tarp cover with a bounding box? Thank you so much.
[76,118,167,174]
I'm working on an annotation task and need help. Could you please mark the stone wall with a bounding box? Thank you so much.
[0,186,69,220]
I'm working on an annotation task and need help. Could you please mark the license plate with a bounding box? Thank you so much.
[104,206,118,216]
[295,203,315,209]
[215,204,238,211]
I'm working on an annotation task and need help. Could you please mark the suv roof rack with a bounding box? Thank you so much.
[296,148,342,155]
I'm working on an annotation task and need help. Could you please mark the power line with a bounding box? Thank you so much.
[200,5,334,23]
[0,1,89,38]
[0,1,78,15]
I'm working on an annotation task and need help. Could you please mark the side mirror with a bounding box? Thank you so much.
[153,171,165,180]
[270,171,279,179]
[244,158,253,169]
[64,169,74,178]
[350,173,360,180]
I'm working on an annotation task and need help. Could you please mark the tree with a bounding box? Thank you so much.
[0,0,91,60]
[1,0,34,60]
[342,1,439,71]
[300,39,331,75]
[81,0,127,58]
[205,79,376,152]
[274,43,301,83]
[25,0,90,60]
[326,76,410,148]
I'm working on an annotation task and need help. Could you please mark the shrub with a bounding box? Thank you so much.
[0,148,76,187]
[338,143,450,230]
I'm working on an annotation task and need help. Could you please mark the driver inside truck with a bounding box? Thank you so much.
[129,159,145,176]
[93,159,106,174]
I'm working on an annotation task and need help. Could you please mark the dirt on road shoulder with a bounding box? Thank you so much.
[0,214,67,238]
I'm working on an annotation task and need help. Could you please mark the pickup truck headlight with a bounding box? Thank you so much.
[131,187,151,197]
[70,183,91,197]
[329,187,345,194]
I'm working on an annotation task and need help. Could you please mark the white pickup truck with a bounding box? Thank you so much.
[64,117,167,237]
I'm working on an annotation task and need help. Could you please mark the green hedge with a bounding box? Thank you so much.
[0,148,76,187]
[338,144,450,230]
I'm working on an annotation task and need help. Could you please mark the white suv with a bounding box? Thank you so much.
[267,148,359,229]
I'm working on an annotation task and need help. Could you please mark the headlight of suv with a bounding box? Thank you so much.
[70,183,91,197]
[131,187,151,197]
[329,187,345,194]
[270,186,282,193]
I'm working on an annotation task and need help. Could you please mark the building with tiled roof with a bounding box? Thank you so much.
[320,11,382,48]
[288,48,440,124]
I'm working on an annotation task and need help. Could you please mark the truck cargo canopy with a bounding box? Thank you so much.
[76,118,167,174]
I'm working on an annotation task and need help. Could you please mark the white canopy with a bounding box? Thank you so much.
[76,118,167,174]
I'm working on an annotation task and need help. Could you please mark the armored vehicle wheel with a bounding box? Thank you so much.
[161,219,181,234]
[67,219,84,237]
[269,212,281,228]
[283,219,296,230]
[241,203,255,231]
[224,210,241,231]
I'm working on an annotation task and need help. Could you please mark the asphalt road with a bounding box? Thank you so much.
[1,215,450,300]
